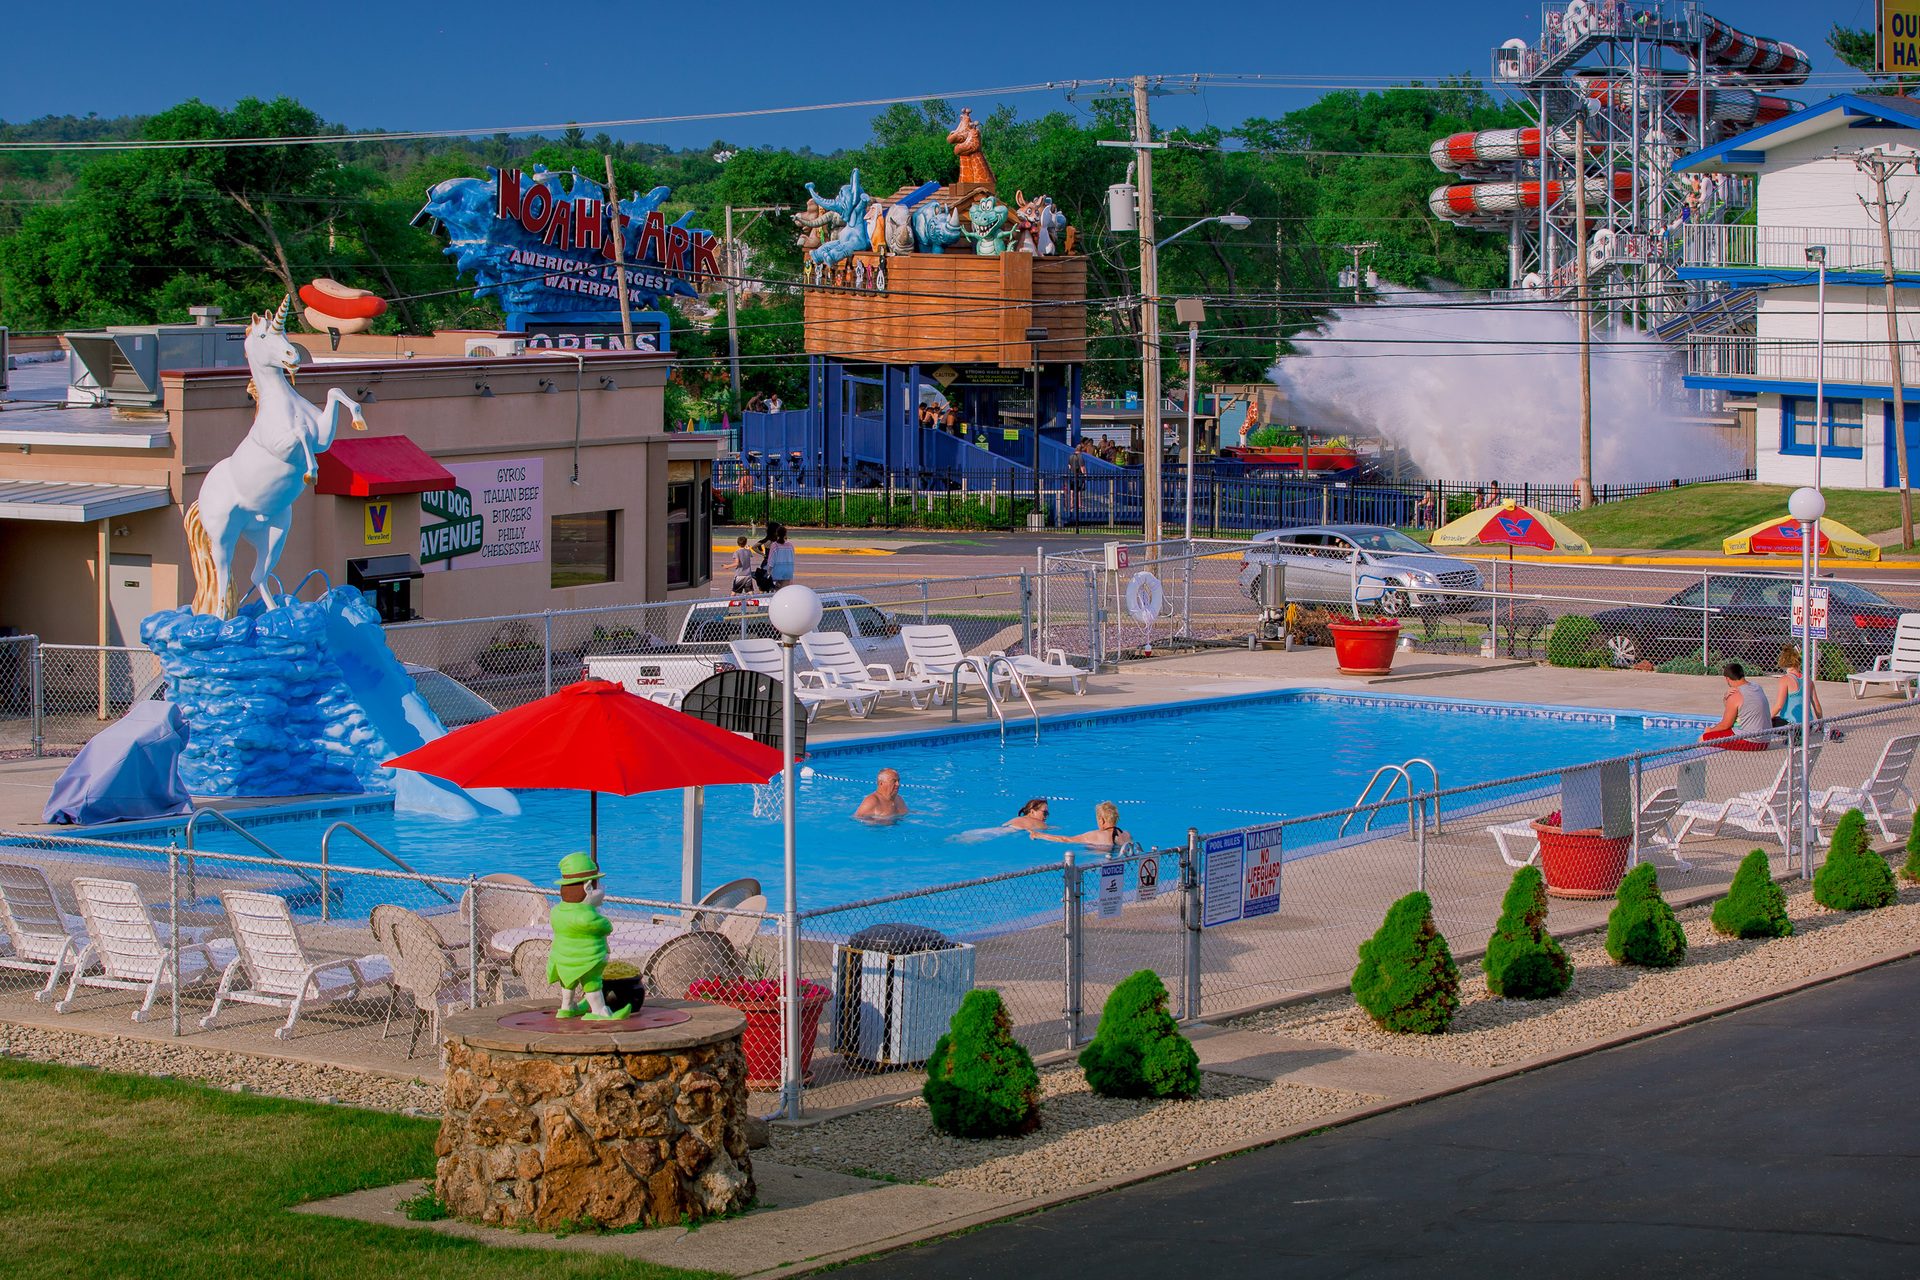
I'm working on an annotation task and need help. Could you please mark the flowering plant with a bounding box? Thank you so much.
[687,976,829,1004]
[1537,810,1562,828]
[1330,615,1400,628]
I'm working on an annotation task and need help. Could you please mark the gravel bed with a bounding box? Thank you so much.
[1237,875,1920,1068]
[0,1023,442,1115]
[768,1067,1375,1197]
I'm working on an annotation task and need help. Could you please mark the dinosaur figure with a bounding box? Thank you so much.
[960,195,1016,256]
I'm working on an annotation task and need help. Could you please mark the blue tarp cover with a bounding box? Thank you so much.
[43,701,193,825]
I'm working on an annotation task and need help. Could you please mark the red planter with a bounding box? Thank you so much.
[1328,619,1401,675]
[689,985,830,1088]
[1531,821,1632,899]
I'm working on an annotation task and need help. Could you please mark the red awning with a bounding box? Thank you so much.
[315,435,455,497]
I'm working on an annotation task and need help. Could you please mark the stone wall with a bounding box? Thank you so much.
[434,1034,756,1229]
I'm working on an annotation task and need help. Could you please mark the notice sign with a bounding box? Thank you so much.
[1243,825,1283,919]
[1098,861,1125,919]
[1137,854,1160,902]
[1202,832,1245,927]
[422,459,544,573]
[1792,584,1830,640]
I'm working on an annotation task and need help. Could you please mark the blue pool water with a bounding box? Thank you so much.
[151,691,1703,910]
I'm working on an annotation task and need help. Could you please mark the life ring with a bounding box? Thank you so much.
[1564,0,1593,40]
[1126,571,1163,626]
[1589,227,1615,268]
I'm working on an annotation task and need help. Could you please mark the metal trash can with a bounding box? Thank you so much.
[832,923,975,1069]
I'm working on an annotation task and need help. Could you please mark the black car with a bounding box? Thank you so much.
[1589,573,1905,669]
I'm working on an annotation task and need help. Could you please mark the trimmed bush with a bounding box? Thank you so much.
[1078,970,1201,1099]
[1710,850,1793,938]
[1605,864,1688,967]
[1903,821,1920,884]
[1814,809,1898,911]
[1352,891,1460,1034]
[1483,865,1573,998]
[1546,615,1610,668]
[923,989,1042,1139]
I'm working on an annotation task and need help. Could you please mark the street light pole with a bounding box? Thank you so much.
[1789,487,1824,880]
[1809,245,1827,491]
[768,583,823,1119]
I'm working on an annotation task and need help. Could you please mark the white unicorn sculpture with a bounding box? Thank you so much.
[184,295,367,617]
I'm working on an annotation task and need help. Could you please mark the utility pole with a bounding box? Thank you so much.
[1134,75,1163,545]
[1340,243,1378,305]
[1575,116,1593,511]
[1859,149,1915,548]
[603,156,635,348]
[721,204,791,408]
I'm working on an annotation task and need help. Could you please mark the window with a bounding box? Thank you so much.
[664,480,712,589]
[813,607,854,634]
[1343,529,1430,554]
[552,511,616,588]
[849,604,894,637]
[1783,397,1864,457]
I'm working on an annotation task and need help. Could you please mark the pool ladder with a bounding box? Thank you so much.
[1338,758,1442,839]
[944,656,1041,745]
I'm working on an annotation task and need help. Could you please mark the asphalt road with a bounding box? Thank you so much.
[832,957,1920,1279]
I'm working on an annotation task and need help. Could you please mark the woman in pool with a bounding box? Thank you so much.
[1030,800,1130,850]
[1005,798,1051,832]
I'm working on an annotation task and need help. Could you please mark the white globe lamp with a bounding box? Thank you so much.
[1788,487,1825,523]
[769,584,823,638]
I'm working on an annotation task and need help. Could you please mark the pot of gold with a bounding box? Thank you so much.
[601,960,645,1012]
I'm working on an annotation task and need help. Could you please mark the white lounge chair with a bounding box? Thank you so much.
[988,646,1092,695]
[1487,787,1691,871]
[1674,746,1824,849]
[0,861,90,1002]
[1814,732,1920,842]
[1848,614,1920,698]
[900,625,1011,705]
[728,637,876,721]
[801,630,938,709]
[56,878,235,1022]
[200,891,392,1040]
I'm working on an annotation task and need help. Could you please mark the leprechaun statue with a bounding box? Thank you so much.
[547,852,633,1020]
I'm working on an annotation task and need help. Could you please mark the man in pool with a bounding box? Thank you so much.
[853,768,910,819]
[1031,800,1130,850]
[1006,798,1050,831]
[547,852,633,1021]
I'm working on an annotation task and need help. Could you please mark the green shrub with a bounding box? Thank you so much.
[1710,849,1793,938]
[1352,891,1460,1033]
[1483,866,1573,998]
[1814,809,1898,911]
[1605,864,1688,967]
[1654,647,1727,676]
[1903,821,1920,884]
[923,989,1042,1139]
[1545,616,1609,669]
[1078,970,1200,1099]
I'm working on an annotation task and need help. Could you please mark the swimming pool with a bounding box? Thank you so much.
[135,689,1706,910]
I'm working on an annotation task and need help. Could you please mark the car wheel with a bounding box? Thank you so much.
[1604,632,1641,668]
[1376,588,1406,617]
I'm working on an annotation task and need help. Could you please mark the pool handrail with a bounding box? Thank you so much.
[183,807,325,906]
[1339,764,1416,839]
[1402,757,1443,834]
[319,821,457,921]
[981,655,1040,746]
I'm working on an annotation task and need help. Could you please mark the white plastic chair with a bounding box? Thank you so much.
[1486,787,1690,871]
[987,646,1091,695]
[0,862,90,1002]
[1814,732,1920,842]
[56,878,235,1023]
[200,891,393,1040]
[715,894,767,956]
[1674,746,1824,849]
[900,625,1009,705]
[1848,614,1920,698]
[800,630,938,708]
[728,637,875,721]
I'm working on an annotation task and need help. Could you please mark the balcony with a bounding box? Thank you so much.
[1685,336,1912,388]
[1680,225,1920,277]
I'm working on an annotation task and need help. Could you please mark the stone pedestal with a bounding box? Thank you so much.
[435,998,755,1229]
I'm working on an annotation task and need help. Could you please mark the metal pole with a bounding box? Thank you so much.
[682,785,704,906]
[543,611,554,698]
[169,847,179,1037]
[1134,75,1163,546]
[1702,570,1710,668]
[467,874,480,1010]
[1575,115,1593,511]
[1814,254,1826,490]
[29,636,43,759]
[1184,828,1201,1020]
[1087,569,1100,670]
[96,517,110,721]
[920,579,929,625]
[1063,852,1082,1048]
[1630,755,1643,868]
[725,203,741,405]
[780,635,803,1117]
[1184,321,1198,540]
[1021,568,1032,658]
[320,839,330,923]
[1415,796,1426,893]
[1801,521,1814,878]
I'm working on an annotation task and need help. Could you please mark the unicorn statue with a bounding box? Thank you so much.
[183,295,366,618]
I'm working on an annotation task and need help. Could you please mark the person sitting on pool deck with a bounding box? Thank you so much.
[853,768,910,819]
[1700,661,1773,748]
[1031,800,1130,849]
[1005,798,1051,831]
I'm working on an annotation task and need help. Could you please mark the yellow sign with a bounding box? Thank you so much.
[1880,0,1920,71]
[364,501,392,545]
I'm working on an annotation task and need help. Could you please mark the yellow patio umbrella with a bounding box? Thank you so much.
[1429,499,1590,658]
[1721,514,1881,562]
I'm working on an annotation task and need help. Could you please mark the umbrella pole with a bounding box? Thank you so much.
[590,791,598,864]
[682,786,704,909]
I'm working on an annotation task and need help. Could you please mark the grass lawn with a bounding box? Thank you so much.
[1559,483,1913,552]
[0,1059,716,1280]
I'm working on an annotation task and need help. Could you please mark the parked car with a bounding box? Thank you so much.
[1237,525,1485,613]
[1588,573,1905,669]
[402,663,500,726]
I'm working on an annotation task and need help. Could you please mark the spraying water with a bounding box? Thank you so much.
[1268,286,1739,484]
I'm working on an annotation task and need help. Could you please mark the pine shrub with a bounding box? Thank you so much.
[923,989,1042,1139]
[1352,891,1460,1034]
[1483,866,1572,998]
[1710,849,1793,939]
[1078,970,1201,1099]
[1814,809,1898,911]
[1903,821,1920,884]
[1605,864,1688,967]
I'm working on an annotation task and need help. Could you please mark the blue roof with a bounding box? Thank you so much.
[1674,94,1920,174]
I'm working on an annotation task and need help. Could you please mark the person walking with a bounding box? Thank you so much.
[755,520,796,590]
[1415,487,1437,530]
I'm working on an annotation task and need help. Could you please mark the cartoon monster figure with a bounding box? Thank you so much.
[961,196,1016,256]
[547,852,632,1020]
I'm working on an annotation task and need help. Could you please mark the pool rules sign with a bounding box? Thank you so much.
[1202,824,1283,927]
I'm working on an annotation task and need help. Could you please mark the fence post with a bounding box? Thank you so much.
[1701,570,1710,667]
[320,840,331,923]
[920,579,930,625]
[1021,568,1032,656]
[1063,853,1082,1050]
[1087,570,1100,670]
[30,636,44,759]
[543,612,554,698]
[1416,797,1427,893]
[1184,828,1202,1020]
[467,874,481,1010]
[169,847,180,1038]
[1630,754,1643,868]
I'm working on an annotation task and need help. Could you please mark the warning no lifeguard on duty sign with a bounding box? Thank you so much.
[1202,825,1283,927]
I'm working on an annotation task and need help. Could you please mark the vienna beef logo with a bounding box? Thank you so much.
[494,169,718,287]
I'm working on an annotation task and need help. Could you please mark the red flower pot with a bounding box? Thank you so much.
[1531,821,1632,899]
[1328,619,1401,675]
[688,979,830,1088]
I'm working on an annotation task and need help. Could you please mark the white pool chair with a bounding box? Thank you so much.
[900,625,1009,705]
[800,631,938,709]
[1486,787,1690,871]
[1813,732,1920,843]
[1848,614,1920,698]
[987,647,1092,695]
[56,878,234,1023]
[728,637,876,721]
[1674,746,1824,850]
[200,890,392,1040]
[0,862,90,1002]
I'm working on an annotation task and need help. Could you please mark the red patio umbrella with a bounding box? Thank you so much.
[384,678,784,858]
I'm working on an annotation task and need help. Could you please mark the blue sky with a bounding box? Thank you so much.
[1,1,1867,152]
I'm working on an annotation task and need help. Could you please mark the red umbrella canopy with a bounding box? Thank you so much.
[1480,508,1559,550]
[385,678,783,795]
[1744,518,1831,557]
